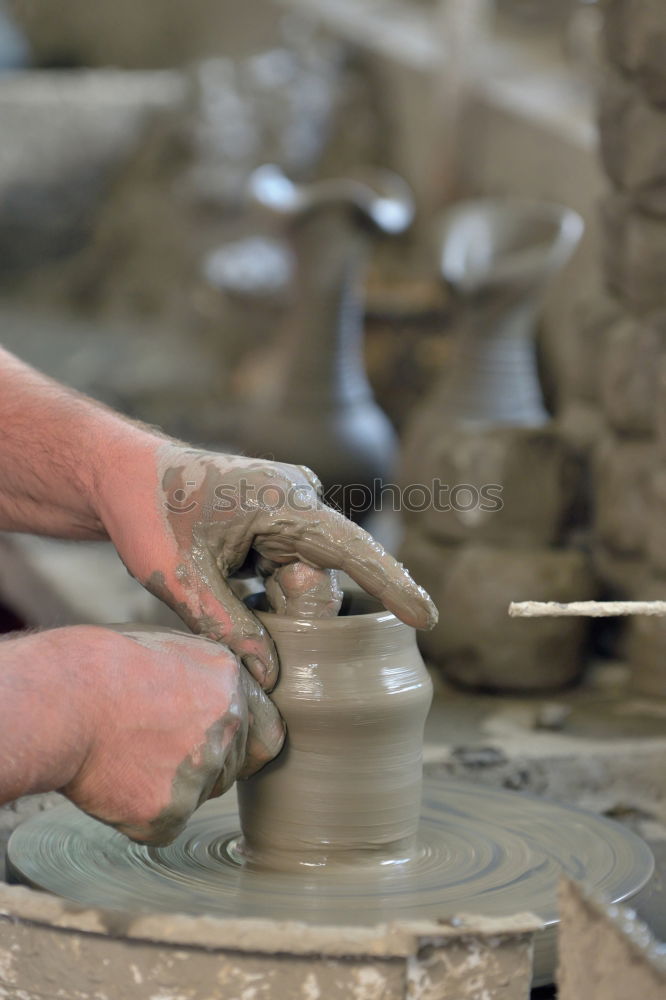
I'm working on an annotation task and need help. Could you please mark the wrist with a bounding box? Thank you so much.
[0,626,104,800]
[36,627,104,785]
[84,415,166,539]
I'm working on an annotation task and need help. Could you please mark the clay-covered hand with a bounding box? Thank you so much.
[63,627,284,845]
[97,441,437,691]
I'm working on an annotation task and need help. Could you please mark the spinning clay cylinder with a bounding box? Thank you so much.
[237,601,433,870]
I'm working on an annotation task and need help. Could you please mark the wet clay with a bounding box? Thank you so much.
[6,611,655,987]
[7,779,654,987]
[263,563,343,619]
[236,603,433,869]
[137,443,436,694]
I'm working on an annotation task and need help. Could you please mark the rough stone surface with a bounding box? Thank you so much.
[629,579,666,697]
[0,882,538,1000]
[594,435,655,557]
[599,69,666,216]
[410,544,596,692]
[596,0,666,691]
[566,293,623,405]
[558,879,666,1000]
[403,426,573,548]
[558,402,605,459]
[653,357,666,460]
[592,544,648,600]
[603,0,666,107]
[0,69,185,275]
[601,193,666,312]
[647,467,666,577]
[599,314,666,435]
[0,915,408,1000]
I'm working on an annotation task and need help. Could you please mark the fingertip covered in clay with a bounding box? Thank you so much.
[383,570,439,631]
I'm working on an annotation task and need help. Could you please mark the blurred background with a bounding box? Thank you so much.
[0,0,663,703]
[0,0,602,438]
[5,0,666,963]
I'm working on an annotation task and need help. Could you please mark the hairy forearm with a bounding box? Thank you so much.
[0,348,157,538]
[0,627,98,803]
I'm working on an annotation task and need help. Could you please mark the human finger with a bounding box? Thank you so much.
[257,505,437,629]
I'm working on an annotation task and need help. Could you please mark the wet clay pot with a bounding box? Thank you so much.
[401,198,585,533]
[238,165,413,522]
[415,197,584,433]
[237,598,433,870]
[399,199,591,692]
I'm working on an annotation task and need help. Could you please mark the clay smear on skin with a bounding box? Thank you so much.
[114,715,243,847]
[110,627,248,845]
[153,445,437,634]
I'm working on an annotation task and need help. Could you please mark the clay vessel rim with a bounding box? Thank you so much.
[255,607,403,633]
[248,163,414,235]
[438,196,584,291]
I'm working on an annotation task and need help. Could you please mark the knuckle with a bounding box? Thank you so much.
[298,464,322,490]
[241,756,266,779]
[264,719,286,759]
[228,621,265,648]
[254,706,286,760]
[210,642,243,670]
[210,768,235,798]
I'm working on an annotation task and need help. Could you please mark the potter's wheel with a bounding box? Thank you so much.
[8,778,653,986]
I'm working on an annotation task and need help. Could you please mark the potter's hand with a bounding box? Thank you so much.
[62,627,284,844]
[0,626,283,844]
[97,441,437,690]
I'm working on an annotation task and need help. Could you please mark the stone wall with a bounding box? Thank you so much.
[0,881,539,1000]
[558,879,666,1000]
[576,0,666,694]
[397,0,666,694]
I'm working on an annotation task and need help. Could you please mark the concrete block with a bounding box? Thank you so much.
[0,884,540,1000]
[599,314,666,435]
[403,425,573,548]
[556,404,603,537]
[654,356,666,459]
[594,435,654,556]
[603,0,666,107]
[568,293,624,404]
[557,403,605,464]
[421,544,596,692]
[558,879,666,1000]
[592,544,648,599]
[654,358,666,462]
[628,577,666,696]
[599,69,666,215]
[601,193,666,311]
[647,467,666,577]
[632,621,666,697]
